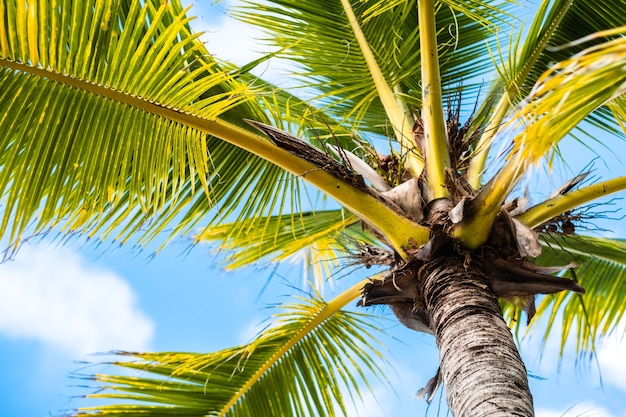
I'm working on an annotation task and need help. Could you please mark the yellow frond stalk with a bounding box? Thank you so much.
[467,92,513,189]
[453,154,524,248]
[340,0,424,178]
[418,0,450,199]
[518,176,626,229]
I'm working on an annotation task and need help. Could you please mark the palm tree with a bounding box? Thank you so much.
[1,0,626,415]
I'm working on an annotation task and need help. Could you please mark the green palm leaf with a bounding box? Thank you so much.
[196,209,383,289]
[73,285,386,417]
[454,30,626,248]
[233,0,511,135]
[506,27,626,165]
[517,0,626,103]
[0,0,430,255]
[504,234,626,356]
[469,0,626,183]
[196,209,364,269]
[0,0,311,249]
[533,235,626,355]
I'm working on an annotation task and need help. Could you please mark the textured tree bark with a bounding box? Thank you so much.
[420,255,534,417]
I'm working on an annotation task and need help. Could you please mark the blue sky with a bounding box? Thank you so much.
[1,1,626,416]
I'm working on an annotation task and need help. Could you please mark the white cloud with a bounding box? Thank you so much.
[0,245,154,356]
[237,316,269,344]
[186,0,269,67]
[537,403,619,417]
[519,313,626,393]
[188,0,297,87]
[349,383,396,417]
[596,332,626,392]
[200,17,268,68]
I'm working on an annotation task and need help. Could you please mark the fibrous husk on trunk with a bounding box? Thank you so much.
[420,255,535,416]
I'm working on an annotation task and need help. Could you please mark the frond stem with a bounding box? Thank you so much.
[418,0,450,199]
[453,153,524,248]
[466,92,512,188]
[517,175,626,229]
[339,0,424,177]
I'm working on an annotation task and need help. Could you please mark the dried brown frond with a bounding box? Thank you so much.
[246,119,369,190]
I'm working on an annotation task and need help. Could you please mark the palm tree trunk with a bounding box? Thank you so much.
[420,255,534,416]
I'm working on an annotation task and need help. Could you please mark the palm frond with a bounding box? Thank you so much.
[0,0,294,248]
[500,234,626,358]
[196,209,364,269]
[467,0,573,185]
[469,0,626,185]
[72,285,387,417]
[607,95,626,135]
[1,0,433,254]
[361,0,513,29]
[531,235,626,355]
[507,27,626,164]
[516,0,626,103]
[517,176,626,229]
[196,209,380,290]
[233,0,511,137]
[439,0,515,30]
[339,0,423,176]
[231,73,369,154]
[454,30,626,248]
